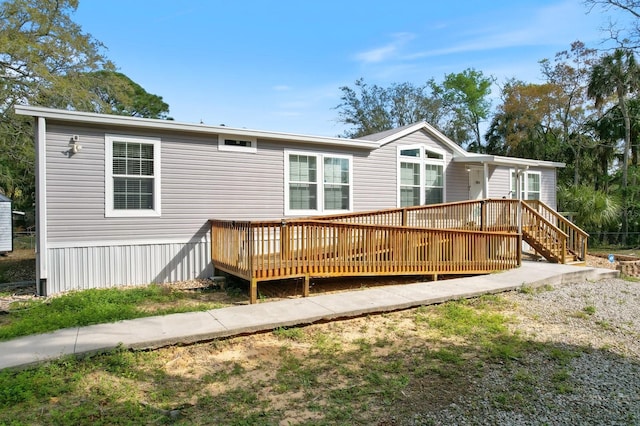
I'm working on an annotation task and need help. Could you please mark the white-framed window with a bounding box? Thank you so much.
[105,135,161,217]
[285,150,352,215]
[397,145,445,207]
[510,169,541,200]
[218,135,257,153]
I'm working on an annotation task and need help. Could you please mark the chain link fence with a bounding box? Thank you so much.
[12,232,36,251]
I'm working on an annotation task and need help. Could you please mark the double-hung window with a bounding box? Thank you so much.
[285,151,352,215]
[398,145,445,207]
[510,170,541,200]
[105,135,161,217]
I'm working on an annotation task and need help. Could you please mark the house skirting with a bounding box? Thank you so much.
[44,240,213,295]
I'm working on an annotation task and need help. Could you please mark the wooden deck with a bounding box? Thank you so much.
[210,199,588,303]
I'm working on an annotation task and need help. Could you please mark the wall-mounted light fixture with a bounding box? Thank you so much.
[68,135,82,156]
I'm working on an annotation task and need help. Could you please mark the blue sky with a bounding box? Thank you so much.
[74,0,623,137]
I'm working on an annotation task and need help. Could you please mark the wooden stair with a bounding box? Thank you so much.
[521,201,589,265]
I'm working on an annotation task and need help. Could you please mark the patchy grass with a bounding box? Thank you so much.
[0,284,242,341]
[519,283,554,295]
[273,326,306,341]
[0,294,604,425]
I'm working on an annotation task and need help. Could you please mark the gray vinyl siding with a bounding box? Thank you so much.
[45,123,372,244]
[45,124,480,246]
[488,166,510,199]
[446,162,469,202]
[352,142,396,211]
[540,167,557,208]
[488,166,557,207]
[45,124,280,244]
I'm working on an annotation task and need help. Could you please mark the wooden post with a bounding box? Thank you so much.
[250,278,258,304]
[303,275,310,297]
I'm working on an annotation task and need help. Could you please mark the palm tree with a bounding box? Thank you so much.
[588,49,640,244]
[558,185,621,230]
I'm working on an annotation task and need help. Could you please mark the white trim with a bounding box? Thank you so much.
[510,168,542,200]
[47,235,210,249]
[36,117,48,281]
[217,135,258,153]
[376,122,469,157]
[284,149,354,216]
[105,134,162,217]
[455,154,564,168]
[396,144,446,207]
[15,105,378,150]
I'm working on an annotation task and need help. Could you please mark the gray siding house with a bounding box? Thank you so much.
[16,105,564,295]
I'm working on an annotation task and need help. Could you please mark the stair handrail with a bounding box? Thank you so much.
[524,200,588,260]
[520,201,568,263]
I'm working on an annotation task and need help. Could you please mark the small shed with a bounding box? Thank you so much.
[0,194,12,253]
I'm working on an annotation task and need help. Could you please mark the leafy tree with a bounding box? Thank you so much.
[485,80,563,158]
[558,184,621,231]
[336,79,445,138]
[485,79,583,188]
[0,0,111,115]
[558,183,622,246]
[540,41,599,185]
[585,113,621,191]
[588,48,640,243]
[44,70,171,119]
[433,68,494,152]
[0,0,111,215]
[0,0,171,221]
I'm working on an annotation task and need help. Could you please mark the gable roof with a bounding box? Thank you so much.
[358,122,564,168]
[355,123,419,142]
[357,122,469,157]
[15,106,564,168]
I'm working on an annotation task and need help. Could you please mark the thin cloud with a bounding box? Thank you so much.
[354,32,416,63]
[273,85,292,91]
[406,0,600,59]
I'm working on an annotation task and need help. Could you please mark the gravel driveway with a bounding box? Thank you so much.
[413,277,640,425]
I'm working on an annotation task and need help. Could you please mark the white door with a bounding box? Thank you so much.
[468,167,484,200]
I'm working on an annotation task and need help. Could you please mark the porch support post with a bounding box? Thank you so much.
[483,162,489,199]
[250,278,258,304]
[303,275,310,297]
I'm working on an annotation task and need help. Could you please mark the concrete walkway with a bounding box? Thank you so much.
[0,262,619,371]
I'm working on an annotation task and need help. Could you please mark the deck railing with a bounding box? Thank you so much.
[211,217,521,303]
[210,199,587,303]
[314,199,521,232]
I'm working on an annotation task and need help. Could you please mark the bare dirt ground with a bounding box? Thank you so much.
[1,250,639,424]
